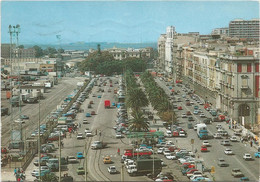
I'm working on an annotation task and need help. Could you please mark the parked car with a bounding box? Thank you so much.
[188,117,194,121]
[178,106,183,110]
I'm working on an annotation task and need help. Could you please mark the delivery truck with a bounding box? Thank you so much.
[104,100,111,108]
[197,123,208,139]
[127,158,162,176]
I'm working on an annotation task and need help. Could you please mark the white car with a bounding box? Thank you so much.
[190,174,203,181]
[157,148,164,154]
[83,119,88,124]
[179,157,195,164]
[194,124,197,130]
[116,133,123,138]
[187,170,202,178]
[68,156,78,163]
[108,166,117,174]
[181,113,187,118]
[31,166,49,176]
[199,113,205,118]
[202,140,210,147]
[163,150,171,156]
[86,131,92,137]
[224,148,233,155]
[230,136,238,142]
[243,153,252,160]
[165,153,176,160]
[14,118,25,124]
[77,133,84,139]
[179,131,186,137]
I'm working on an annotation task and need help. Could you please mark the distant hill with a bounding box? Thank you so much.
[23,42,157,50]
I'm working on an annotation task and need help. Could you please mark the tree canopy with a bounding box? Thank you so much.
[78,49,147,75]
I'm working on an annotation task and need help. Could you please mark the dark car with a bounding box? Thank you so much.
[203,118,212,124]
[188,117,194,121]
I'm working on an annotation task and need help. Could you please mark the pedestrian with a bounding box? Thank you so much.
[79,123,81,128]
[194,148,197,153]
[14,168,17,175]
[18,168,20,173]
[250,141,253,147]
[17,177,21,182]
[95,129,97,135]
[99,130,101,136]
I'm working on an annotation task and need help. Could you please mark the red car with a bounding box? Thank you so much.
[200,145,208,152]
[186,111,191,115]
[178,106,183,110]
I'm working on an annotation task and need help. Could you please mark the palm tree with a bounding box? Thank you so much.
[41,173,58,182]
[126,88,149,112]
[129,110,149,132]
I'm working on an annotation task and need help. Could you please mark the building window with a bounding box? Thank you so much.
[255,63,259,72]
[237,63,242,72]
[256,75,260,97]
[247,63,252,72]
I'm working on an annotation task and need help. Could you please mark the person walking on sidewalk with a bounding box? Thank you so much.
[14,168,17,175]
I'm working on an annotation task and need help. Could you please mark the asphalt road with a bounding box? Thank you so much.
[155,77,260,181]
[1,77,85,147]
[25,76,151,181]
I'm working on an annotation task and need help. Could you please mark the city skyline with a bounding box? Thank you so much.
[1,1,259,44]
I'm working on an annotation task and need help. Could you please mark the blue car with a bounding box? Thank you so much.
[86,113,91,117]
[240,177,249,181]
[77,152,84,159]
[112,102,116,106]
[254,152,260,158]
[97,95,101,98]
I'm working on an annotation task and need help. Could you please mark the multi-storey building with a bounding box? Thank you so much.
[229,19,260,39]
[105,47,153,60]
[211,27,229,35]
[178,43,260,126]
[165,26,175,74]
[157,34,167,70]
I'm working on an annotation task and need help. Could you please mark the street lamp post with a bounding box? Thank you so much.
[8,25,15,146]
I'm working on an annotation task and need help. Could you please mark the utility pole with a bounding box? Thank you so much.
[8,25,14,147]
[38,100,41,181]
[121,165,124,182]
[152,144,155,178]
[84,142,87,182]
[59,128,61,182]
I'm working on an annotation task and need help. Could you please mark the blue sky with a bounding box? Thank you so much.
[1,1,259,44]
